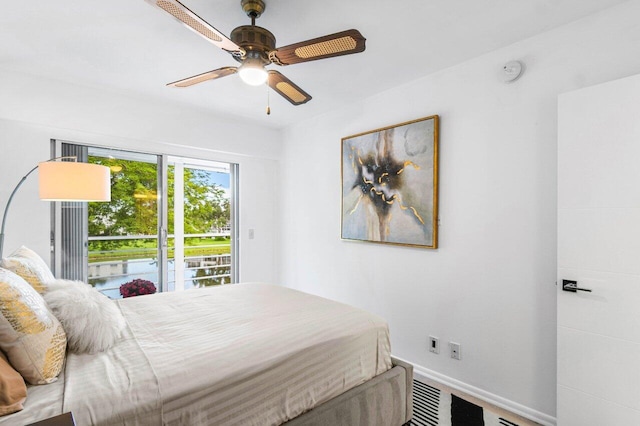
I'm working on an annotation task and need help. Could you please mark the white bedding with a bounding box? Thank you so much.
[2,283,392,425]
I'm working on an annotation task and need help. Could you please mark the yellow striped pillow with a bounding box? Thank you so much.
[1,246,55,294]
[0,268,66,385]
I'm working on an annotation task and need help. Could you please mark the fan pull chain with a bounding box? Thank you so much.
[266,81,271,115]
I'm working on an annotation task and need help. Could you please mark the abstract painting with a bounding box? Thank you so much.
[341,115,439,248]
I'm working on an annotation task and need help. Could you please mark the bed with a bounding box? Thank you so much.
[1,282,412,425]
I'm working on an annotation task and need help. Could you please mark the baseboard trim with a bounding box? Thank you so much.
[394,356,557,426]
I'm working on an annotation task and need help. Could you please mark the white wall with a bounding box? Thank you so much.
[278,1,640,423]
[0,71,281,284]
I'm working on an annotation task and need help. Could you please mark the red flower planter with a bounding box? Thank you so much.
[120,279,157,298]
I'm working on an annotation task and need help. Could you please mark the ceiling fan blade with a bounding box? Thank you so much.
[267,71,312,105]
[144,0,243,54]
[271,29,365,66]
[167,67,237,87]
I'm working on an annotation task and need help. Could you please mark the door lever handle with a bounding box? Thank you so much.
[562,279,592,293]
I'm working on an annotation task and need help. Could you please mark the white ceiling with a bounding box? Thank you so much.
[0,0,629,129]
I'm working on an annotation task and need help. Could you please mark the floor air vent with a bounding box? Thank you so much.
[410,380,441,425]
[409,379,526,426]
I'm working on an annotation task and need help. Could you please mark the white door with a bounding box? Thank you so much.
[557,73,640,424]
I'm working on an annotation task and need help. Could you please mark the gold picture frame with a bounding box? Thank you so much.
[341,115,439,248]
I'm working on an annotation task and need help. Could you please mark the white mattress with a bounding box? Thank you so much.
[2,283,392,425]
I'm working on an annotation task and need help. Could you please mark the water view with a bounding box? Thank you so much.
[90,254,231,299]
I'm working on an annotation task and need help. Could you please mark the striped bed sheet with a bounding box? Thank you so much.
[3,283,392,425]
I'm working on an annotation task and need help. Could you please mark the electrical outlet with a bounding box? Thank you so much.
[449,342,461,360]
[429,336,439,354]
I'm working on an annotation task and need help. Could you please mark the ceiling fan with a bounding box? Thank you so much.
[144,0,366,107]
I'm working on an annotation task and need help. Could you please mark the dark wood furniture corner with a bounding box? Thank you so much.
[26,412,75,426]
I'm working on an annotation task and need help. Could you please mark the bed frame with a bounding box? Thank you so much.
[284,357,413,426]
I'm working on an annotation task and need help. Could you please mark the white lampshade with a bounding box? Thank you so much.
[38,161,111,201]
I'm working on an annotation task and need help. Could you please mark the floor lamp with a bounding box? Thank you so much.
[0,157,111,258]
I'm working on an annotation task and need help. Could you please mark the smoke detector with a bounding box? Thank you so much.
[502,60,524,83]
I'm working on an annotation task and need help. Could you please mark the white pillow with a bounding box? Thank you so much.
[43,280,127,354]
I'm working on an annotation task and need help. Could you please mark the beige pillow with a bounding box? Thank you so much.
[1,246,55,294]
[0,351,26,416]
[0,268,66,385]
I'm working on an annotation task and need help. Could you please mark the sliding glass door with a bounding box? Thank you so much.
[52,142,237,298]
[167,157,235,291]
[85,148,162,298]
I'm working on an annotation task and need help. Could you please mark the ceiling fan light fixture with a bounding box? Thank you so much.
[147,0,367,107]
[238,62,268,86]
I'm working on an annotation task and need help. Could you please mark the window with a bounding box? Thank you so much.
[52,142,238,298]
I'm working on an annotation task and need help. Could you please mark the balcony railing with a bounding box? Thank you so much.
[88,233,231,298]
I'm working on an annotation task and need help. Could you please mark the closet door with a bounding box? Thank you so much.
[557,73,640,424]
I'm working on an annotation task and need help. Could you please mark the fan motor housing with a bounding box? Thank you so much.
[231,25,276,64]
